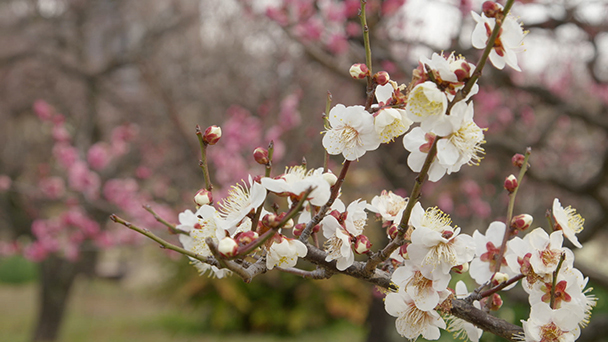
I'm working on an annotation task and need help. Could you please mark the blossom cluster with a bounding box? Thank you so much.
[122,2,596,342]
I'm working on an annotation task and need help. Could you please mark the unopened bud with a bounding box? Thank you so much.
[194,189,213,207]
[451,263,469,274]
[282,218,295,229]
[253,147,269,165]
[349,63,369,79]
[203,125,222,145]
[511,214,533,231]
[482,1,502,18]
[312,224,320,234]
[262,213,278,229]
[512,153,525,168]
[373,71,390,86]
[293,223,305,237]
[218,237,238,257]
[504,174,518,193]
[491,272,509,286]
[354,235,372,254]
[488,293,503,311]
[322,171,338,186]
[397,244,408,259]
[234,231,259,246]
[387,224,399,240]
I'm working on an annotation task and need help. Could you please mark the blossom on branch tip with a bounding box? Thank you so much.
[322,104,381,161]
[552,198,584,248]
[522,302,582,342]
[471,7,526,72]
[405,82,448,130]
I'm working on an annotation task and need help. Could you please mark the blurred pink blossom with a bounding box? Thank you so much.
[87,142,111,170]
[326,33,349,55]
[39,176,66,199]
[33,100,54,122]
[53,143,79,169]
[68,161,100,199]
[0,175,11,191]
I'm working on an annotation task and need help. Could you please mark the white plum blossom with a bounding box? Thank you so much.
[261,166,331,206]
[527,267,587,321]
[522,302,582,342]
[321,215,354,271]
[526,228,574,277]
[470,221,517,285]
[385,289,447,340]
[344,199,368,236]
[322,104,381,161]
[435,101,485,172]
[367,190,408,222]
[446,281,483,342]
[392,260,451,311]
[405,81,449,131]
[552,198,584,248]
[403,127,447,182]
[471,9,526,71]
[177,205,231,278]
[266,235,308,270]
[373,84,413,143]
[406,204,475,278]
[218,176,266,234]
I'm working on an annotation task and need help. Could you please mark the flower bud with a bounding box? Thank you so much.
[293,223,305,237]
[218,237,238,258]
[511,214,533,231]
[491,272,509,286]
[262,213,278,229]
[234,231,259,246]
[387,224,399,240]
[451,263,469,274]
[488,293,503,311]
[194,188,213,207]
[203,125,222,145]
[373,71,390,86]
[482,1,502,18]
[354,235,372,254]
[312,224,320,234]
[283,218,294,229]
[512,153,525,168]
[322,171,338,186]
[349,63,369,79]
[504,174,518,193]
[397,244,408,259]
[253,147,269,165]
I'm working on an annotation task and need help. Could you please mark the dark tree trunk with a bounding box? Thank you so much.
[31,255,79,342]
[31,248,97,342]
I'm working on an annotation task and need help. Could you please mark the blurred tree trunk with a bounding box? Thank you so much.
[31,249,96,342]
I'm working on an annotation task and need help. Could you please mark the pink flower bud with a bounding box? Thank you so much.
[354,235,372,254]
[234,231,259,246]
[488,293,503,311]
[511,214,532,231]
[262,213,277,229]
[397,244,408,259]
[0,175,12,192]
[512,153,525,168]
[482,1,502,18]
[194,188,213,207]
[504,174,518,193]
[451,263,469,274]
[253,147,269,165]
[349,63,369,79]
[203,125,222,145]
[293,223,305,237]
[218,237,238,258]
[373,71,390,86]
[387,224,399,240]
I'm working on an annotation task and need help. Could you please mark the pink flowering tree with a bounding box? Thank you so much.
[113,1,600,341]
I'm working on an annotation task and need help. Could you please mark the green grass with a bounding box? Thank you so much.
[0,278,365,342]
